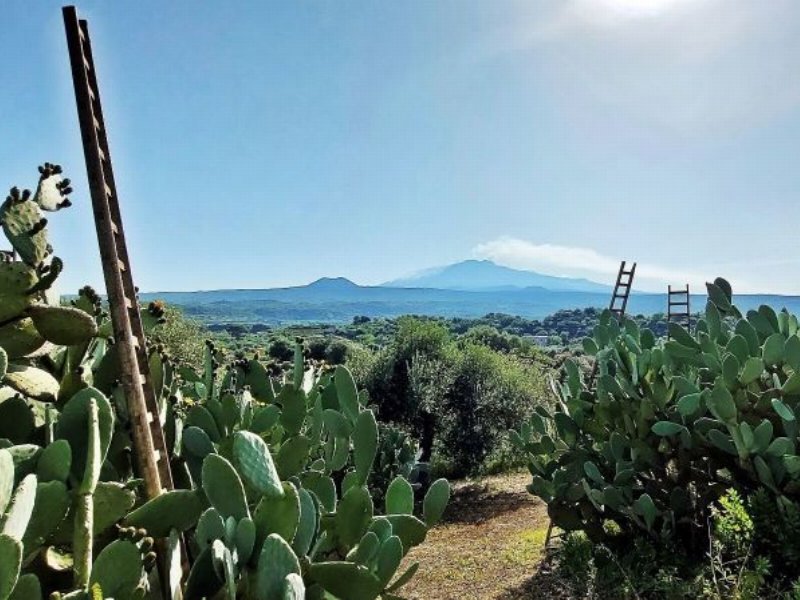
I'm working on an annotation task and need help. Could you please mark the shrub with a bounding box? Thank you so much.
[267,335,294,361]
[512,277,800,550]
[325,338,350,364]
[366,317,552,476]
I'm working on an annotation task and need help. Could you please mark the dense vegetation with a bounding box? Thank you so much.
[514,279,800,597]
[0,164,449,599]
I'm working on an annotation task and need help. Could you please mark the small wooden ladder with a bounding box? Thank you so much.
[546,260,637,549]
[586,261,637,387]
[610,261,636,318]
[667,284,691,332]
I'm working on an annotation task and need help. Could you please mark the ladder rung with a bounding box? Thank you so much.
[110,219,118,234]
[117,259,126,272]
[83,56,91,72]
[93,115,102,130]
[104,182,113,197]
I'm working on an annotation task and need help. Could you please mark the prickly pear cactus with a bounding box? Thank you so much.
[135,341,450,599]
[512,277,800,549]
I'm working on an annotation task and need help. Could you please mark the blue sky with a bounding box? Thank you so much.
[4,0,800,293]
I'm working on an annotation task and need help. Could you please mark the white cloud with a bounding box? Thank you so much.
[489,0,800,136]
[473,237,724,292]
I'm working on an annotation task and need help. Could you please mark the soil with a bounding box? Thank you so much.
[399,472,572,599]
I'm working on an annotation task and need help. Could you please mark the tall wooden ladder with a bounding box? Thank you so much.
[667,284,691,332]
[63,7,182,595]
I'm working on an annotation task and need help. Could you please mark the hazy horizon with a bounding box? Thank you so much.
[6,1,800,294]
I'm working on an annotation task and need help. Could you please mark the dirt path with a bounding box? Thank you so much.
[401,472,565,599]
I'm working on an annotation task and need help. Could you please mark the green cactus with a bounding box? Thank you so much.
[73,397,101,590]
[123,489,204,537]
[26,305,97,347]
[0,533,22,600]
[513,278,800,549]
[88,539,145,600]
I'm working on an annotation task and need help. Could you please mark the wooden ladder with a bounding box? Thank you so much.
[667,284,691,332]
[586,261,637,387]
[610,261,636,318]
[546,260,637,549]
[63,10,185,595]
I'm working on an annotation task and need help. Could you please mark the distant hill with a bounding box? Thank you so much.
[140,278,800,327]
[382,260,611,293]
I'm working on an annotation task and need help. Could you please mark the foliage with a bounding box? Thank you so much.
[0,164,448,599]
[149,304,206,370]
[513,277,800,550]
[364,318,552,477]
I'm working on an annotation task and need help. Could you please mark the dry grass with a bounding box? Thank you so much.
[399,472,569,600]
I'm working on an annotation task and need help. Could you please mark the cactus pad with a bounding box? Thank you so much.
[0,263,36,323]
[202,454,249,521]
[232,431,282,499]
[124,490,204,537]
[254,534,300,600]
[89,540,145,600]
[422,479,450,526]
[55,388,114,481]
[3,365,58,402]
[0,188,50,268]
[1,474,37,542]
[253,482,300,550]
[0,533,22,600]
[308,561,382,600]
[0,318,46,360]
[0,397,34,445]
[32,164,72,212]
[27,305,98,347]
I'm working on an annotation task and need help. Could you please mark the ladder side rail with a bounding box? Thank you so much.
[77,18,174,491]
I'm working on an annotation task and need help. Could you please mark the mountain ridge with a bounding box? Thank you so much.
[382,259,611,293]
